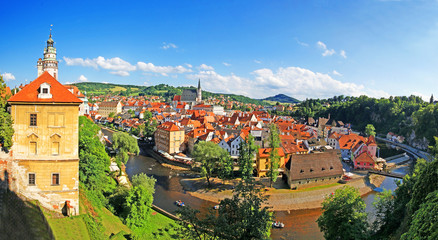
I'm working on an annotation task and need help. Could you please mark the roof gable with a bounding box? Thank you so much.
[8,72,82,104]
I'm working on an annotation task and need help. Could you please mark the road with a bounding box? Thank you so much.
[375,136,432,161]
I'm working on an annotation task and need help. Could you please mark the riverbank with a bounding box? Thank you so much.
[180,174,385,211]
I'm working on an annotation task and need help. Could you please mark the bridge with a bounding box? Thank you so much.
[368,170,404,179]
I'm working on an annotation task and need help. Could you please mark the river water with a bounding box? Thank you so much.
[104,129,410,240]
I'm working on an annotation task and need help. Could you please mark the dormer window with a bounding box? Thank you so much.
[38,82,52,99]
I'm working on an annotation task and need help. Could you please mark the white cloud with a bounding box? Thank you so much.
[64,56,193,76]
[110,71,130,77]
[1,72,15,81]
[317,41,336,56]
[332,70,343,77]
[78,75,88,82]
[295,37,309,47]
[161,42,178,50]
[102,81,109,84]
[185,63,193,68]
[198,64,214,71]
[254,60,262,64]
[137,62,192,75]
[187,66,389,100]
[63,56,136,71]
[340,50,347,58]
[223,62,231,67]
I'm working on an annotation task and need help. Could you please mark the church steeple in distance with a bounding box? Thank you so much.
[196,79,202,103]
[37,25,58,80]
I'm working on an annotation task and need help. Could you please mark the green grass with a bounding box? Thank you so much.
[47,215,90,240]
[110,86,127,92]
[295,182,341,192]
[96,207,131,236]
[136,212,179,239]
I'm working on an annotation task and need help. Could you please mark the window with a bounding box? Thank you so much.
[52,173,60,185]
[28,173,36,185]
[300,169,304,173]
[52,142,60,155]
[30,142,37,155]
[30,114,37,126]
[322,167,325,171]
[42,88,48,94]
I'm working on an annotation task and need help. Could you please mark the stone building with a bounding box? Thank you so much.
[180,79,202,105]
[284,150,343,190]
[98,101,122,117]
[7,71,82,215]
[37,32,58,80]
[154,122,185,154]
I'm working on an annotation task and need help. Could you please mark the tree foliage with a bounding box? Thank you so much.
[267,124,280,187]
[365,124,376,137]
[192,141,230,187]
[113,132,140,156]
[238,134,258,181]
[372,190,395,237]
[0,75,13,149]
[124,173,156,232]
[177,179,272,240]
[317,186,369,240]
[401,190,438,240]
[78,116,114,206]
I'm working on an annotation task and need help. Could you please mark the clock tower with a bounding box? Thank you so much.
[37,31,58,80]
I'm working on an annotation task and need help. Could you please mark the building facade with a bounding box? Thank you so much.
[8,72,82,215]
[37,32,58,80]
[154,122,185,154]
[98,101,122,117]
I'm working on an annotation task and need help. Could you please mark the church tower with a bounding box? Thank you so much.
[196,79,202,103]
[37,31,58,80]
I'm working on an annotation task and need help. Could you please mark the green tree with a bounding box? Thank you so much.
[0,75,13,149]
[217,151,234,183]
[401,190,438,240]
[192,141,229,187]
[144,119,158,139]
[365,124,376,137]
[112,132,140,155]
[124,173,156,236]
[108,112,116,118]
[78,116,115,206]
[177,179,272,240]
[372,190,395,237]
[317,186,369,240]
[143,110,152,120]
[267,124,280,187]
[238,134,258,181]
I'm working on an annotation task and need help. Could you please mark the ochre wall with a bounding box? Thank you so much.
[10,103,80,215]
[11,104,79,160]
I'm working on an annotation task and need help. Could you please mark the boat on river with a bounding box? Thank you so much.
[272,221,285,228]
[175,200,185,207]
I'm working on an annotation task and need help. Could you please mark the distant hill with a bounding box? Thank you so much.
[261,94,300,104]
[73,82,262,105]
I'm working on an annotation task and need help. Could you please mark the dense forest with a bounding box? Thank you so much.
[73,82,262,105]
[294,95,437,149]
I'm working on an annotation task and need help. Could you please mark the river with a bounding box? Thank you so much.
[103,129,410,239]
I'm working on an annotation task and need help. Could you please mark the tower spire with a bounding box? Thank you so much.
[198,78,201,90]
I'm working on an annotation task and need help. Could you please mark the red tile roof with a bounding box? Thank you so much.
[8,72,82,104]
[258,148,285,158]
[157,122,182,131]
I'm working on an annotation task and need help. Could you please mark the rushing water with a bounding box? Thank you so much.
[103,129,410,240]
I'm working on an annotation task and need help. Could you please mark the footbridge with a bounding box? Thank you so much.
[367,170,404,179]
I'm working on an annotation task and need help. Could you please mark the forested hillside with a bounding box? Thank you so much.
[295,95,437,149]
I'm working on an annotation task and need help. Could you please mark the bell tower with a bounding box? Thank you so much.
[37,28,58,80]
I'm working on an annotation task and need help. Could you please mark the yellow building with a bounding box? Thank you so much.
[98,101,122,117]
[8,71,82,215]
[154,122,185,154]
[256,147,286,177]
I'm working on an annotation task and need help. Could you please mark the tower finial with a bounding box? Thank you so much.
[50,24,53,38]
[198,78,201,89]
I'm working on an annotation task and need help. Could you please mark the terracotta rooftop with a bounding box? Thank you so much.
[8,72,82,104]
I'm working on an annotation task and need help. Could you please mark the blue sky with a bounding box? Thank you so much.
[1,0,438,100]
